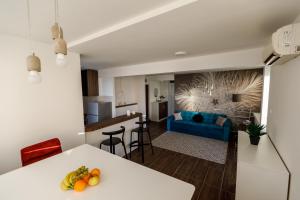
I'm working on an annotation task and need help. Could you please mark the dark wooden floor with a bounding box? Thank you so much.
[129,121,237,200]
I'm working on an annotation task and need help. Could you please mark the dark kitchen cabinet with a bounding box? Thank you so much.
[159,101,168,120]
[151,101,168,122]
[81,69,99,96]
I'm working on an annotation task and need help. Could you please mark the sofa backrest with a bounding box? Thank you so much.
[180,111,198,121]
[178,110,226,124]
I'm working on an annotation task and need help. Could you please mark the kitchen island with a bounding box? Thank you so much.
[84,113,142,157]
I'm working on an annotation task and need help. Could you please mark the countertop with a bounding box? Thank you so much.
[85,112,142,132]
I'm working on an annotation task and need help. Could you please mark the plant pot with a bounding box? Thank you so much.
[249,136,260,145]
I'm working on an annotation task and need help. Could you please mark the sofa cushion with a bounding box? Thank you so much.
[173,120,196,126]
[192,114,203,123]
[173,120,223,130]
[201,112,227,124]
[201,113,217,124]
[216,116,227,127]
[173,112,183,120]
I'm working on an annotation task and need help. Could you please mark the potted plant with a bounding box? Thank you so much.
[246,123,266,145]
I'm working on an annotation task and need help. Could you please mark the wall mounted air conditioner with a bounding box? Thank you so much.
[263,23,300,66]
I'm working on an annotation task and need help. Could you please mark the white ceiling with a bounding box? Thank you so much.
[0,0,175,42]
[1,0,300,69]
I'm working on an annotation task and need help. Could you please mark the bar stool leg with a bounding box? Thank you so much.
[147,128,154,155]
[112,145,116,154]
[122,141,128,159]
[140,130,145,163]
[130,131,133,159]
[109,136,113,153]
[137,132,140,152]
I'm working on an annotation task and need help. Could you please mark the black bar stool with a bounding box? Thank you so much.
[100,126,128,159]
[129,121,154,162]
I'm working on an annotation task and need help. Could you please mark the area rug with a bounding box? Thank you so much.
[152,131,228,164]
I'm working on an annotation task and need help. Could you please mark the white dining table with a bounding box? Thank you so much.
[0,144,195,200]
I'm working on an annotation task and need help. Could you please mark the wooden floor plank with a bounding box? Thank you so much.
[128,121,237,200]
[197,184,220,200]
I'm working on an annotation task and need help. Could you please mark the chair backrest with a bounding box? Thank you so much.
[102,126,126,140]
[20,138,62,167]
[135,120,149,130]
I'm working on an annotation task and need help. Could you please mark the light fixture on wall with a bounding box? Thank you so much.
[174,51,187,56]
[232,94,242,102]
[51,0,67,67]
[26,0,41,84]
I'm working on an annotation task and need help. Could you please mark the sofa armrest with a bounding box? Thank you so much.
[167,115,175,131]
[223,118,232,128]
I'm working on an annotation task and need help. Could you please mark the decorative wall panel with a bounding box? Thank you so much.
[175,69,263,125]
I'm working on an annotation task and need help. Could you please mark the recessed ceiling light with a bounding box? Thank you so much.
[174,51,187,56]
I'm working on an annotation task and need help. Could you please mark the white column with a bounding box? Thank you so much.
[261,65,271,127]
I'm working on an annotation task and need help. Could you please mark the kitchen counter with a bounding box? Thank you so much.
[85,112,142,132]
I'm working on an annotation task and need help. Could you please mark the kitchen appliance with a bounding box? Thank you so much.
[86,101,112,124]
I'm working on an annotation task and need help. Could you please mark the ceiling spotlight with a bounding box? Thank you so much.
[174,51,187,56]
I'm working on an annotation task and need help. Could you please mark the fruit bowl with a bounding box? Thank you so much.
[60,166,101,192]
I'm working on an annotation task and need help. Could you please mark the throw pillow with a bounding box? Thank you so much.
[173,112,183,120]
[192,114,203,123]
[216,116,227,127]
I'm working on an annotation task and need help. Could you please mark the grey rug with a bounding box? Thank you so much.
[152,131,228,164]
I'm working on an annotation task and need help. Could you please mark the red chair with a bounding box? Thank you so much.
[20,138,62,166]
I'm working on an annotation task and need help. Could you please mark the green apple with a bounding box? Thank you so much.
[88,176,100,186]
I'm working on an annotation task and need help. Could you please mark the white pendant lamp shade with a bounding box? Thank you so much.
[54,37,67,66]
[56,52,66,67]
[28,70,41,84]
[27,53,41,84]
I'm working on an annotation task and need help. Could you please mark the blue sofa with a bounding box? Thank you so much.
[167,111,232,141]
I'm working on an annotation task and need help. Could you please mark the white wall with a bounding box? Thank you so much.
[160,81,169,97]
[99,77,114,97]
[148,80,161,119]
[268,56,300,200]
[115,76,145,115]
[99,47,264,77]
[0,35,84,174]
[261,66,271,127]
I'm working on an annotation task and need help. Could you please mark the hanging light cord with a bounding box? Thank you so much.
[54,0,59,23]
[26,0,33,53]
[54,0,62,38]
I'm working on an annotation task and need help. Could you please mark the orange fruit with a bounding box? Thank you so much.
[74,180,87,192]
[90,168,101,177]
[82,174,91,183]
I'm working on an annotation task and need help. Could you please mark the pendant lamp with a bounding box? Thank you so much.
[26,0,41,84]
[52,0,67,67]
